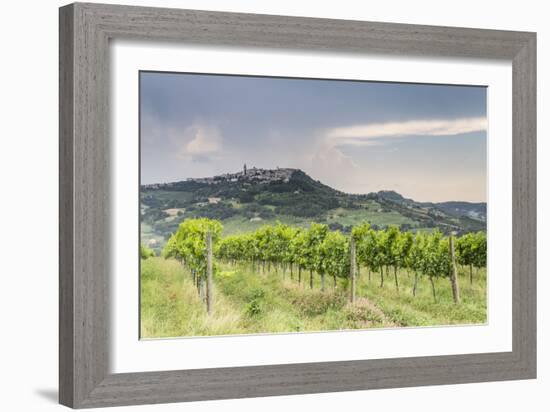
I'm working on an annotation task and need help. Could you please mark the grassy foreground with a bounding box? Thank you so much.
[140,257,486,339]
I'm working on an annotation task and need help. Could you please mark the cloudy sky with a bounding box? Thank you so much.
[140,72,487,202]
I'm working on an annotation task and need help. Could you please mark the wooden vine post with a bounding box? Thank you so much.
[449,233,461,304]
[206,230,213,314]
[350,237,356,304]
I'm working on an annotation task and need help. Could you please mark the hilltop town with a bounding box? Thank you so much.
[143,165,296,189]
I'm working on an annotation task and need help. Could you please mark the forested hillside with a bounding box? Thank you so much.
[141,167,486,253]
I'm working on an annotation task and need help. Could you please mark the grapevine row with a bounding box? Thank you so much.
[158,218,486,311]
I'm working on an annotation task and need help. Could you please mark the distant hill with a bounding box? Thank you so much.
[141,167,486,252]
[372,190,486,221]
[434,201,486,221]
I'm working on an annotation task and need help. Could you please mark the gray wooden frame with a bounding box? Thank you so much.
[59,2,536,409]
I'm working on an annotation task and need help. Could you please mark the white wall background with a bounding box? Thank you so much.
[0,1,546,411]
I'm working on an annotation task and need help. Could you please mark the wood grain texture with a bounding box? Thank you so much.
[59,2,537,408]
[512,34,537,374]
[59,5,74,406]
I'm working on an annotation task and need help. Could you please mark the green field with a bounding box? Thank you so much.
[140,257,486,338]
[220,215,310,236]
[324,206,417,227]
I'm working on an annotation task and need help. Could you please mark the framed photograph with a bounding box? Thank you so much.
[59,2,536,408]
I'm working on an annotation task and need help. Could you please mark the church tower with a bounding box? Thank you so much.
[243,163,247,176]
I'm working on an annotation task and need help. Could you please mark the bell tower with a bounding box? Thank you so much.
[243,163,247,176]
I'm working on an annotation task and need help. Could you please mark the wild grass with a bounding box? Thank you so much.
[140,258,243,338]
[357,266,487,327]
[140,257,487,338]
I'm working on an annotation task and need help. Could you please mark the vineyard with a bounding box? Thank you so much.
[141,218,486,338]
